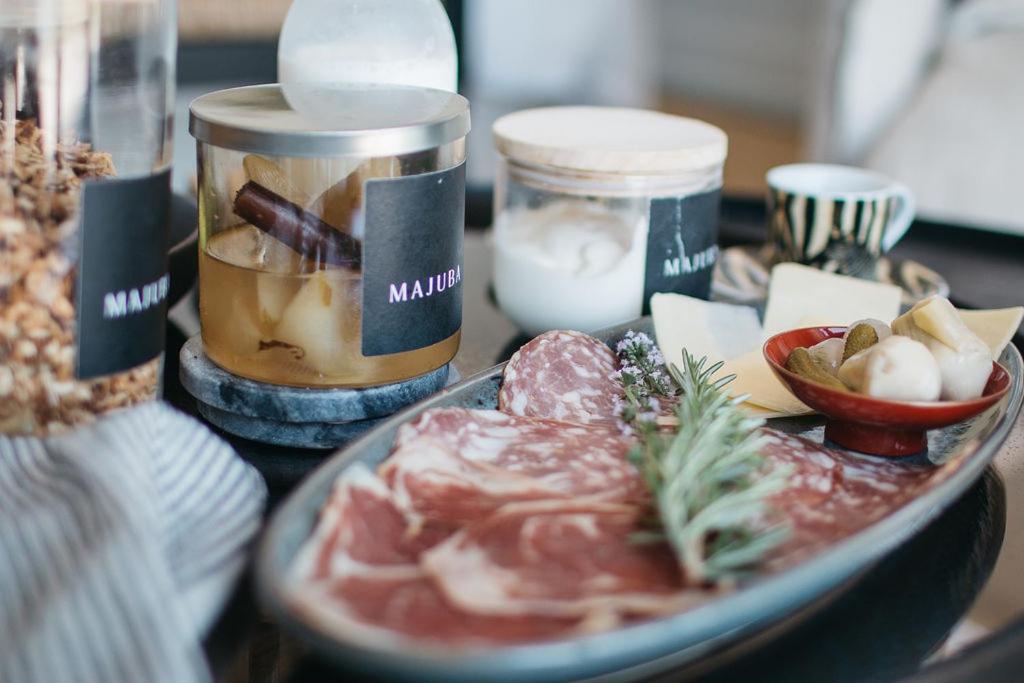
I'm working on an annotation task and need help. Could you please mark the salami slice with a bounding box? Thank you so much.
[422,500,703,619]
[761,429,842,507]
[499,330,622,427]
[381,408,646,524]
[758,430,844,564]
[760,430,934,566]
[819,446,935,533]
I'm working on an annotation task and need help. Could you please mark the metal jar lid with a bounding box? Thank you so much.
[189,84,471,157]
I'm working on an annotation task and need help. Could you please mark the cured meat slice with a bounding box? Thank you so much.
[292,464,451,581]
[290,467,581,646]
[295,573,581,646]
[422,500,701,619]
[760,430,934,566]
[814,445,935,535]
[380,408,647,524]
[499,330,622,426]
[758,429,845,565]
[761,429,842,507]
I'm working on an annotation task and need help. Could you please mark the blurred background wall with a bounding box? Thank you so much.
[175,0,1024,234]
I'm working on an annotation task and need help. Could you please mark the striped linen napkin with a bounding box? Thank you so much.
[0,402,267,683]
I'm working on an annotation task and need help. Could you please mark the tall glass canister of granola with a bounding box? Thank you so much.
[0,0,176,434]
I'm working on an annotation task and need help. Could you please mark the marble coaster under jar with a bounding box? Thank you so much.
[179,335,450,449]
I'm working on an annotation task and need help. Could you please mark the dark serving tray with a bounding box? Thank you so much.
[254,318,1024,683]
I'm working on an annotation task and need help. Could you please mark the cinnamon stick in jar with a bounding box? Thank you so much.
[233,181,362,269]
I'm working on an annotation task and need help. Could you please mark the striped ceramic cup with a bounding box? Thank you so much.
[767,163,915,275]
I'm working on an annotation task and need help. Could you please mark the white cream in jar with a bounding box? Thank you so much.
[491,106,727,335]
[494,200,647,335]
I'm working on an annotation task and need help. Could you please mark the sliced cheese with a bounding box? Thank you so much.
[651,293,762,371]
[719,349,813,415]
[911,297,974,351]
[958,307,1023,358]
[762,263,902,339]
[738,402,794,420]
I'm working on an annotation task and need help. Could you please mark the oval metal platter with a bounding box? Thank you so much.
[256,319,1024,683]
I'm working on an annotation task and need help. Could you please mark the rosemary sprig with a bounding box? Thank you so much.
[616,338,791,586]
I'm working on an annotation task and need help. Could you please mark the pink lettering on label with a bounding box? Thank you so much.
[385,264,462,305]
[389,282,408,303]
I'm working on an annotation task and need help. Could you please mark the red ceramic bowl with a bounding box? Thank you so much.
[763,326,1012,457]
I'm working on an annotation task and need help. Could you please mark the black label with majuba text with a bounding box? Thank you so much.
[361,163,465,357]
[76,169,171,379]
[642,188,721,313]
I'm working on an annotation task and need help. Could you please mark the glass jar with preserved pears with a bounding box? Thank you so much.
[189,84,470,387]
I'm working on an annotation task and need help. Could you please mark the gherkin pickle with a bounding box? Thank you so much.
[842,323,879,362]
[785,347,849,391]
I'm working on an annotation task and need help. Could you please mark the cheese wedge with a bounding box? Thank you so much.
[958,307,1023,358]
[719,349,813,415]
[738,402,795,420]
[910,297,975,351]
[651,293,762,371]
[762,263,902,338]
[892,300,994,401]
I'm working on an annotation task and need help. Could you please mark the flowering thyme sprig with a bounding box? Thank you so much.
[616,330,674,398]
[614,331,676,432]
[614,333,791,586]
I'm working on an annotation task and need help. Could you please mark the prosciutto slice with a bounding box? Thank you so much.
[499,330,622,426]
[291,465,579,646]
[292,464,451,581]
[422,500,702,619]
[380,408,647,524]
[310,574,581,646]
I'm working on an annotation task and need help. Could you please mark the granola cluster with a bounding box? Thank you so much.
[0,120,158,436]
